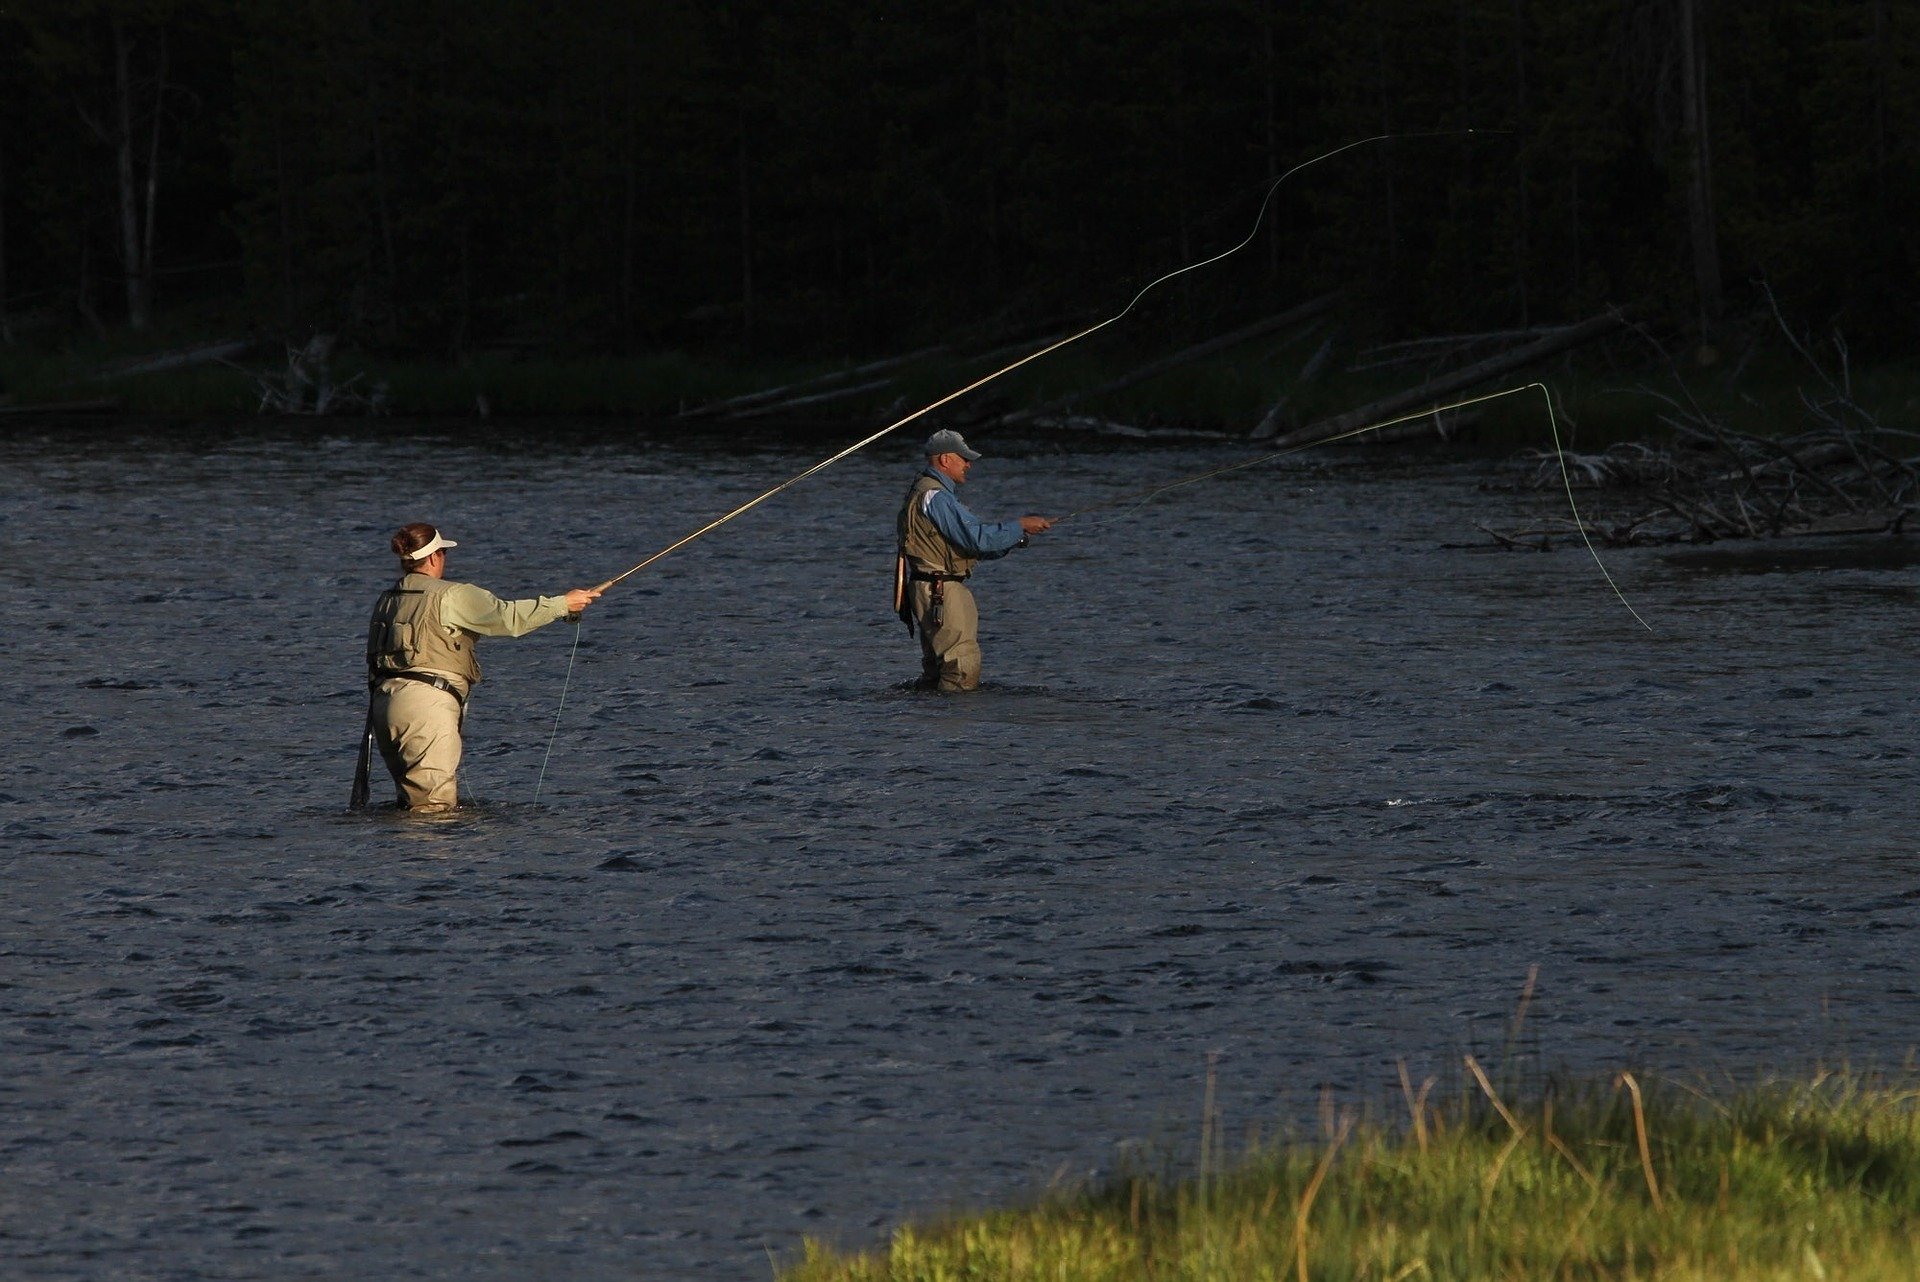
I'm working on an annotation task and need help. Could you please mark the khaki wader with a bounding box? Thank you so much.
[899,474,985,692]
[366,574,480,810]
[370,678,464,810]
[908,577,980,692]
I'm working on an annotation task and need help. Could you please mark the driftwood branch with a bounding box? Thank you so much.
[252,334,387,416]
[1486,307,1916,547]
[92,338,255,380]
[675,345,948,420]
[1347,325,1572,373]
[1262,311,1624,445]
[996,293,1338,429]
[728,375,899,419]
[1250,324,1338,440]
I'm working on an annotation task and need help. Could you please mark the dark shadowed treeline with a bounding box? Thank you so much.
[1,0,1914,360]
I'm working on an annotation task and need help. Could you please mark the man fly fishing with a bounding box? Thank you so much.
[895,429,1052,692]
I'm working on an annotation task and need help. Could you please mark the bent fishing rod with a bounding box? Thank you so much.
[1056,381,1651,631]
[581,129,1493,597]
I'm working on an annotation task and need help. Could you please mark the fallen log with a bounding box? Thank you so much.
[0,398,120,415]
[92,339,255,380]
[1347,326,1570,372]
[1338,408,1481,446]
[995,293,1338,427]
[1774,506,1908,537]
[1262,311,1624,446]
[728,376,899,419]
[676,344,948,419]
[1249,324,1338,439]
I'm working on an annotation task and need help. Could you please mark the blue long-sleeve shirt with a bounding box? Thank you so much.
[916,469,1026,559]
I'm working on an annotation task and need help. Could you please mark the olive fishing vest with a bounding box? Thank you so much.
[898,474,978,578]
[366,573,482,686]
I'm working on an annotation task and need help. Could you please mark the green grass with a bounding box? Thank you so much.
[779,1069,1920,1281]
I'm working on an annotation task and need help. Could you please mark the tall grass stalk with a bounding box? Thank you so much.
[779,1070,1920,1281]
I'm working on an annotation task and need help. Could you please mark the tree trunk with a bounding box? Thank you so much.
[1569,163,1581,300]
[357,5,398,340]
[111,19,150,331]
[1512,0,1530,327]
[620,31,638,344]
[549,77,569,332]
[140,28,167,320]
[77,237,106,338]
[1677,0,1722,340]
[736,99,755,352]
[368,85,397,340]
[1375,28,1398,274]
[1871,0,1888,210]
[455,221,471,353]
[1263,10,1278,279]
[0,115,10,345]
[272,107,295,332]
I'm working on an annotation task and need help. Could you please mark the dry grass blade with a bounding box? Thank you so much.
[1397,1060,1432,1152]
[1465,1055,1526,1136]
[1616,1071,1664,1212]
[1292,1114,1354,1282]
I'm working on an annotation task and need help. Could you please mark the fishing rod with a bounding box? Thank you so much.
[582,129,1493,596]
[1056,381,1652,631]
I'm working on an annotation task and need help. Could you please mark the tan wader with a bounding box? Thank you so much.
[899,473,988,693]
[909,577,980,692]
[366,574,481,811]
[370,677,464,810]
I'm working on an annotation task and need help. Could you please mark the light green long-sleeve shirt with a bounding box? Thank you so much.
[437,581,570,638]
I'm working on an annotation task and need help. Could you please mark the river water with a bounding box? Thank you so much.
[3,418,1917,1279]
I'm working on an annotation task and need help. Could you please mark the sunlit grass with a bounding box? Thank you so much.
[779,1068,1920,1281]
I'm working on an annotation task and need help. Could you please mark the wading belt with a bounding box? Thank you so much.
[907,570,967,632]
[370,669,468,706]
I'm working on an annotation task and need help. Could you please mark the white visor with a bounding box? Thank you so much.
[407,531,458,561]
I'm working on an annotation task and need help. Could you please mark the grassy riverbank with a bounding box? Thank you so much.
[779,1069,1920,1281]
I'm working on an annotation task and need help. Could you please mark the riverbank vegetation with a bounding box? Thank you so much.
[5,320,1912,462]
[780,1068,1920,1281]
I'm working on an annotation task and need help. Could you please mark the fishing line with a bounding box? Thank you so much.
[1535,380,1652,631]
[532,619,585,803]
[583,129,1492,597]
[1059,381,1651,631]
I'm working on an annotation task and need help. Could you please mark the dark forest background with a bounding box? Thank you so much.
[0,0,1914,375]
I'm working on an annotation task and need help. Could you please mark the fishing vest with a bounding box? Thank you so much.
[366,573,482,687]
[897,474,978,578]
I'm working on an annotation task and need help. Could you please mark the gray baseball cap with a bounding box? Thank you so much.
[923,428,981,460]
